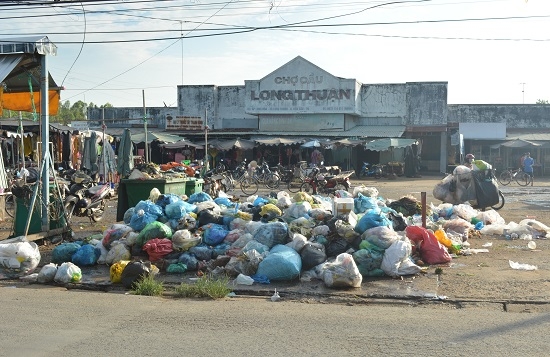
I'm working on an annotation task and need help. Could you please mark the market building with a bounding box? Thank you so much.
[86,56,550,175]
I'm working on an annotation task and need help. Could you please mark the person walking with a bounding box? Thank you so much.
[522,152,534,186]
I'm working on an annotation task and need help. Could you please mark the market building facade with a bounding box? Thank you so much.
[87,56,550,175]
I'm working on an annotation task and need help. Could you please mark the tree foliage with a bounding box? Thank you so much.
[536,99,549,104]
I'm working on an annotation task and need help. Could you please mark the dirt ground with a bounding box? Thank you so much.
[1,173,549,302]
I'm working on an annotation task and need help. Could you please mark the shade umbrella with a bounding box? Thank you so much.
[498,139,541,148]
[117,128,134,178]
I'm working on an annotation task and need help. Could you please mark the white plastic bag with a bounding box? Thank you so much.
[37,263,58,283]
[509,260,537,271]
[105,241,131,265]
[234,273,254,285]
[321,253,362,288]
[54,262,82,283]
[0,241,41,274]
[381,239,422,277]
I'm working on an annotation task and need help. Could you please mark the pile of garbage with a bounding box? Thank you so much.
[3,185,549,289]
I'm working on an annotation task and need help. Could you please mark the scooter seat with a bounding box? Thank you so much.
[87,185,104,196]
[324,175,335,180]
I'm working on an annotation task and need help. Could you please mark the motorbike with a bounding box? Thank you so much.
[300,167,353,195]
[63,171,111,222]
[359,162,383,178]
[202,168,227,198]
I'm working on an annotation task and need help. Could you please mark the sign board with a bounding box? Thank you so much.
[166,116,204,131]
[459,122,506,139]
[71,121,89,131]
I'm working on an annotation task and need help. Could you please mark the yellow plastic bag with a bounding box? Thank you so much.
[110,260,130,283]
[434,229,453,248]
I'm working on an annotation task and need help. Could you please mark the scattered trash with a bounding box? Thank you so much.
[271,288,281,302]
[528,241,537,250]
[481,242,493,247]
[509,260,537,271]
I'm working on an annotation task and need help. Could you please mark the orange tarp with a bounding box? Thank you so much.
[0,89,60,116]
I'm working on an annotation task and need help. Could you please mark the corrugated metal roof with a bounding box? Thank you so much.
[508,132,550,141]
[0,36,57,56]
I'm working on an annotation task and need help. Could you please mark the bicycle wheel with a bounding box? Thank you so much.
[515,172,531,186]
[4,194,14,218]
[300,181,314,194]
[265,173,281,189]
[498,170,512,186]
[240,177,259,195]
[287,177,303,193]
[491,190,505,210]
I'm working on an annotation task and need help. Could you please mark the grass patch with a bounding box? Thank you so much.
[174,274,231,299]
[131,274,165,296]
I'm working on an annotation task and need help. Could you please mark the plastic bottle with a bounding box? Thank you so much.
[434,229,453,248]
[475,222,484,230]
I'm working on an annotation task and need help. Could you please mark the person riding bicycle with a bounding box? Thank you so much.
[522,152,534,186]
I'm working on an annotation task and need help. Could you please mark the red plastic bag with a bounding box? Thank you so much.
[142,238,173,261]
[405,226,452,265]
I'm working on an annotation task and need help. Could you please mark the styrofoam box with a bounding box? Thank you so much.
[333,197,354,216]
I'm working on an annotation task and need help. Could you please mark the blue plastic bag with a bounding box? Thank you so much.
[123,207,135,224]
[129,212,157,231]
[354,208,392,235]
[178,252,199,270]
[253,222,289,248]
[253,196,269,207]
[256,245,302,281]
[354,193,378,214]
[134,200,163,218]
[188,192,213,204]
[165,201,188,220]
[214,197,233,207]
[52,242,81,264]
[156,193,181,208]
[203,223,229,245]
[72,244,100,266]
[189,244,213,261]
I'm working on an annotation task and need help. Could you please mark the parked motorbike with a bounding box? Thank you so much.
[300,167,353,195]
[359,162,383,179]
[63,171,110,222]
[202,168,227,198]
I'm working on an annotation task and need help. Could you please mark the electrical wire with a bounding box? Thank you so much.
[61,1,87,87]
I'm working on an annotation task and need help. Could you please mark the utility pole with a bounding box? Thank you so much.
[520,82,526,104]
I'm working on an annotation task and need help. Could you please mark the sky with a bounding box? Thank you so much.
[1,0,549,108]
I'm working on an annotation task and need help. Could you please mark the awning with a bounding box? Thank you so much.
[161,140,203,149]
[131,131,184,144]
[4,130,33,138]
[495,139,541,148]
[0,36,60,116]
[253,137,307,146]
[365,138,418,152]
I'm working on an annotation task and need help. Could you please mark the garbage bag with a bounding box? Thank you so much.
[352,248,385,277]
[51,242,81,264]
[360,226,400,250]
[134,200,163,218]
[380,239,422,277]
[120,260,154,288]
[203,223,229,245]
[354,208,392,235]
[123,207,135,224]
[166,262,187,274]
[136,221,173,247]
[143,238,173,261]
[37,263,58,283]
[105,241,132,265]
[188,191,213,204]
[0,240,41,274]
[178,252,199,270]
[129,211,157,231]
[321,253,362,288]
[189,244,214,261]
[354,193,378,214]
[110,260,130,283]
[405,226,452,265]
[225,250,263,277]
[156,193,181,208]
[300,243,327,271]
[325,237,350,258]
[102,225,134,249]
[256,244,302,281]
[54,262,82,283]
[172,230,201,251]
[197,209,224,227]
[72,244,100,266]
[253,221,289,248]
[165,201,189,220]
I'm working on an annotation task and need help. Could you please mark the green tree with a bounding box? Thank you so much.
[536,99,549,104]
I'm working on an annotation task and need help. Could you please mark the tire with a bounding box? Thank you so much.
[265,173,281,189]
[91,201,105,222]
[515,172,531,186]
[498,170,512,186]
[63,201,76,223]
[4,194,14,218]
[240,177,259,195]
[287,177,303,193]
[300,181,314,194]
[491,190,505,211]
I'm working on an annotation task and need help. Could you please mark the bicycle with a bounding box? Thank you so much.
[498,168,532,186]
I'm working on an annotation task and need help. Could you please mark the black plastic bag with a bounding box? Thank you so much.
[300,243,327,271]
[120,261,153,289]
[326,237,350,258]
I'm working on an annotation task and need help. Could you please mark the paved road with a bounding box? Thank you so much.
[1,286,549,357]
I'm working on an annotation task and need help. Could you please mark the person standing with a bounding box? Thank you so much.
[522,152,534,186]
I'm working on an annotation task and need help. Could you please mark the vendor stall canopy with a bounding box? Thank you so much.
[364,138,418,152]
[0,36,61,116]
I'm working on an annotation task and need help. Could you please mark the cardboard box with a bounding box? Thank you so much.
[333,197,354,216]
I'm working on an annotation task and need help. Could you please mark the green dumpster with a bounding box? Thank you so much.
[13,196,67,237]
[118,177,204,221]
